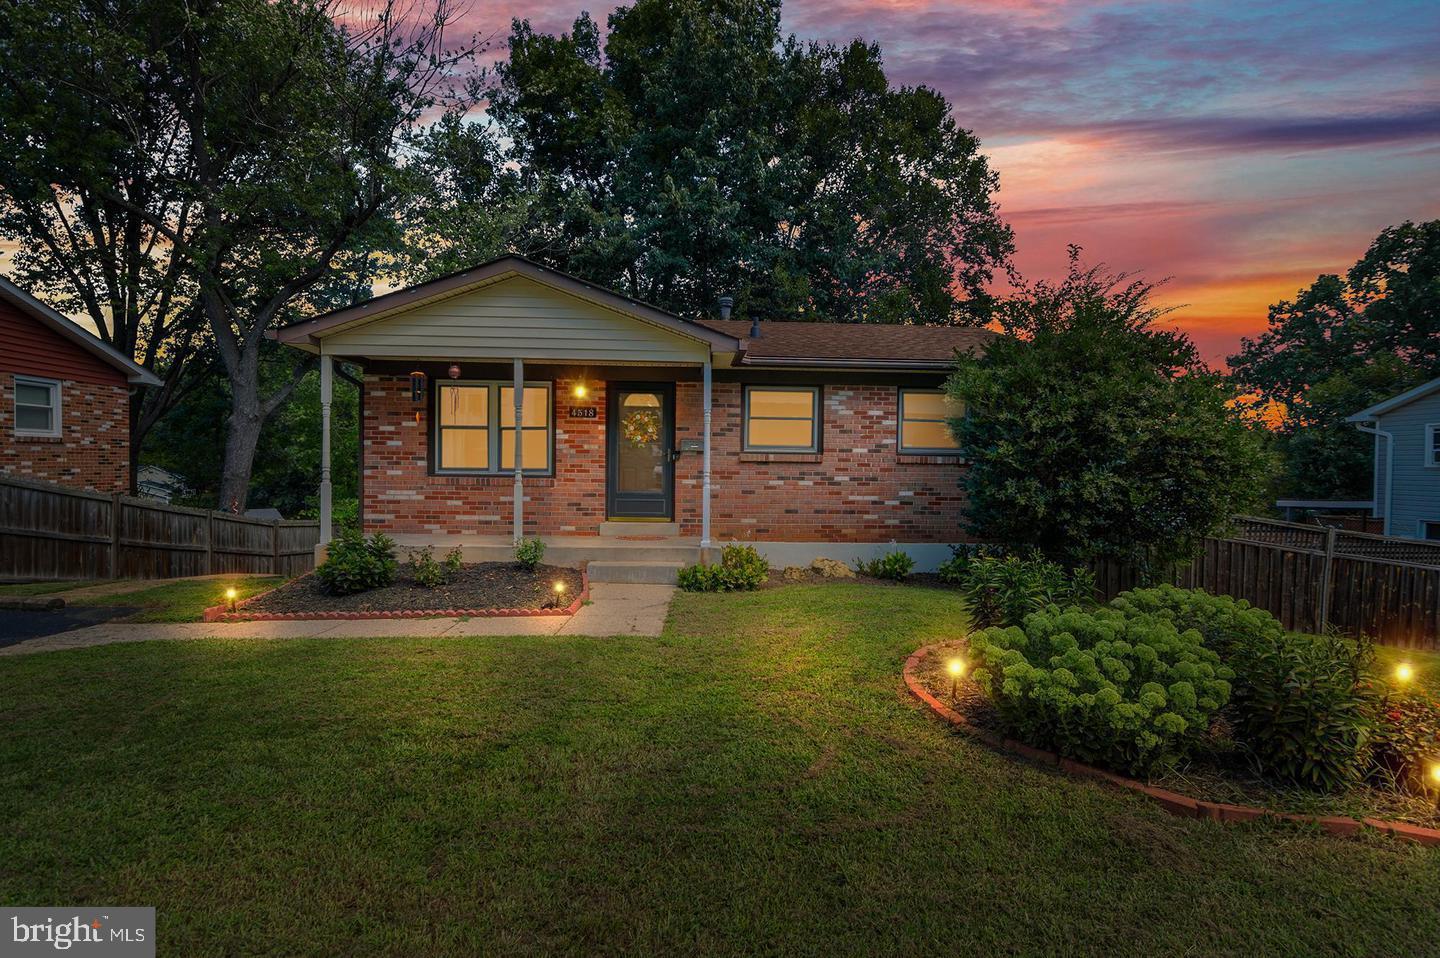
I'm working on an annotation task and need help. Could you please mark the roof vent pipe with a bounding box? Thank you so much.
[717,295,733,321]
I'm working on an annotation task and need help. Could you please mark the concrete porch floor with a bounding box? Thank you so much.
[387,534,701,584]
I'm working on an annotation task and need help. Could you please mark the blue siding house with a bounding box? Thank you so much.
[1348,376,1440,540]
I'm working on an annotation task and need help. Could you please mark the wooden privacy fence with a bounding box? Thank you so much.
[0,475,319,582]
[1094,517,1440,650]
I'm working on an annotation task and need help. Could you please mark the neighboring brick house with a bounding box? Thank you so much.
[274,256,988,573]
[0,277,159,493]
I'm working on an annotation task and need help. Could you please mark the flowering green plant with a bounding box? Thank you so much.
[968,606,1233,774]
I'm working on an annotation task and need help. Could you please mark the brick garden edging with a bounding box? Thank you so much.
[903,643,1440,847]
[202,571,589,622]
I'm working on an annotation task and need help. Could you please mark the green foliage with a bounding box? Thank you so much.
[407,546,464,589]
[315,530,398,596]
[1229,220,1440,500]
[490,0,1011,325]
[957,552,1094,628]
[1227,631,1379,792]
[967,607,1233,774]
[1370,693,1440,794]
[677,544,770,592]
[1108,585,1285,660]
[946,253,1268,568]
[855,550,915,581]
[514,537,546,571]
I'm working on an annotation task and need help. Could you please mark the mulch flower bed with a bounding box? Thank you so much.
[211,563,585,621]
[908,641,1440,843]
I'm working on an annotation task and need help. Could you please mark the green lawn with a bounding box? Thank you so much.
[1374,645,1440,697]
[0,580,103,597]
[69,575,284,622]
[1,585,1436,955]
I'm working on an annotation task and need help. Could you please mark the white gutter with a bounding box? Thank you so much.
[1352,420,1394,535]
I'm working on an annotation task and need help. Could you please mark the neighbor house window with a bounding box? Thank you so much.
[435,382,551,474]
[1427,424,1439,467]
[744,386,820,452]
[13,376,61,437]
[898,389,961,454]
[1422,521,1440,541]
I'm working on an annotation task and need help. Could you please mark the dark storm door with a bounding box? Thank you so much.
[606,384,675,519]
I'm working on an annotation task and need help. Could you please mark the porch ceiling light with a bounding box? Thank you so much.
[448,364,461,380]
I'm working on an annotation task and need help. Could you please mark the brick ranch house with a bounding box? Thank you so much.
[1,277,159,493]
[274,256,990,578]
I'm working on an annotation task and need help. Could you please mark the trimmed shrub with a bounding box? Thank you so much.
[856,549,914,581]
[315,529,397,596]
[961,552,1094,628]
[408,546,464,588]
[677,544,770,592]
[514,537,545,570]
[1227,631,1378,792]
[1109,585,1284,659]
[968,606,1233,774]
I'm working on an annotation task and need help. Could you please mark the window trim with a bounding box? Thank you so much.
[742,385,822,453]
[13,375,61,438]
[1426,423,1439,468]
[431,380,554,476]
[897,387,962,455]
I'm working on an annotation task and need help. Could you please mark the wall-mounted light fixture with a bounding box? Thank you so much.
[572,382,589,399]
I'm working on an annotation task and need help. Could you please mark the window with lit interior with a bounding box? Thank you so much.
[898,389,962,454]
[435,382,551,474]
[743,386,820,452]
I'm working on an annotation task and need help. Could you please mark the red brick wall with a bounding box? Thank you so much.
[0,373,131,493]
[362,374,968,543]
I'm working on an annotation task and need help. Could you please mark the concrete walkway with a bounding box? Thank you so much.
[0,583,675,656]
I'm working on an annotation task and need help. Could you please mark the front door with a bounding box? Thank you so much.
[606,384,674,519]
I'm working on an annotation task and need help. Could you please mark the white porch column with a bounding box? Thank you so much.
[512,358,524,542]
[701,359,712,548]
[319,353,333,545]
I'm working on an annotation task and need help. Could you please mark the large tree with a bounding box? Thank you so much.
[947,253,1269,567]
[1228,220,1440,500]
[489,0,1012,325]
[0,0,211,489]
[2,0,480,511]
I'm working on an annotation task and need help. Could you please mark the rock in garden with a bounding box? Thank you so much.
[810,558,855,579]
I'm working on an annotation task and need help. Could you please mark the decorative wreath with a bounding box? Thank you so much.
[622,408,662,446]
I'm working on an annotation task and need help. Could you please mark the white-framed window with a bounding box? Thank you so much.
[434,381,552,475]
[743,385,820,452]
[898,388,962,454]
[13,375,61,437]
[1426,424,1439,467]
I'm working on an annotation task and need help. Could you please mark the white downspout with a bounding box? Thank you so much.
[1354,420,1394,535]
[512,358,524,542]
[319,352,333,545]
[701,359,712,550]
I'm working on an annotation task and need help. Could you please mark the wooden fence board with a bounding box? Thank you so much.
[0,476,318,582]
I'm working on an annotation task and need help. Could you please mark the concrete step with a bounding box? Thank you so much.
[599,521,680,538]
[586,560,688,585]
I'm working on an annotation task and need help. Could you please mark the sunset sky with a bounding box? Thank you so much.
[457,0,1440,364]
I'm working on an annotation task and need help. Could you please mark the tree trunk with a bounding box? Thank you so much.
[217,366,265,514]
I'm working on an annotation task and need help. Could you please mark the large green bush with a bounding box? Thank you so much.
[315,529,398,596]
[968,607,1233,774]
[960,552,1094,628]
[677,544,769,592]
[1109,585,1284,658]
[1227,631,1379,792]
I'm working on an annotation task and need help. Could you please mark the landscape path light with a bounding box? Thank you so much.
[947,657,966,700]
[225,587,238,613]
